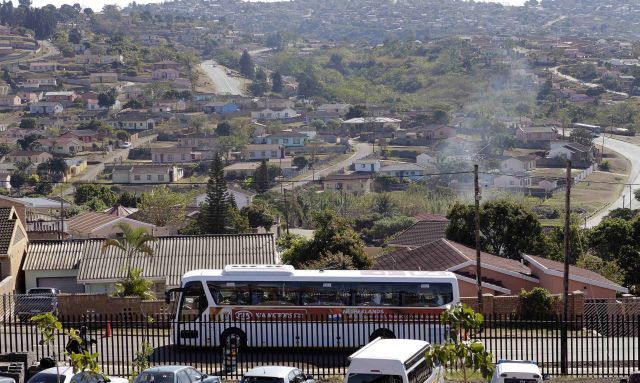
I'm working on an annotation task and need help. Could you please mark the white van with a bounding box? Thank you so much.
[489,360,549,383]
[345,338,443,383]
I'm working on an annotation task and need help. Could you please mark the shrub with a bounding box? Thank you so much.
[600,160,610,171]
[519,287,555,320]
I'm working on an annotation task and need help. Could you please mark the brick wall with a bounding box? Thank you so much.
[462,291,585,318]
[57,294,171,318]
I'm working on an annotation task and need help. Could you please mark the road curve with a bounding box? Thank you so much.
[550,66,629,98]
[200,59,244,96]
[275,141,373,192]
[586,136,640,227]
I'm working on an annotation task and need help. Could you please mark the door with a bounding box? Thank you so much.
[36,277,84,293]
[176,281,208,346]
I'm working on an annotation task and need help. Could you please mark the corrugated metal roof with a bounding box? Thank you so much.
[78,234,277,286]
[23,239,92,271]
[0,207,17,255]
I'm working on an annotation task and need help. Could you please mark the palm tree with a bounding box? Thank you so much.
[102,222,156,281]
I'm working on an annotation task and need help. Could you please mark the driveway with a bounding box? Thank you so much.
[586,135,640,227]
[200,60,244,96]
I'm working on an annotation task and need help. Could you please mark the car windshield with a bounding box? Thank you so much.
[242,377,284,383]
[28,374,65,383]
[346,374,403,383]
[135,372,175,383]
[70,373,108,383]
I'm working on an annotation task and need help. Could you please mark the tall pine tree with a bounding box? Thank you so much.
[239,50,255,79]
[201,152,234,234]
[253,159,270,194]
[271,71,283,93]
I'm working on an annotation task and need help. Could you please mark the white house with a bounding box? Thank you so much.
[493,174,531,189]
[354,159,381,173]
[243,144,283,160]
[29,102,63,115]
[251,108,299,120]
[196,185,256,209]
[112,165,184,184]
[499,156,536,173]
[379,163,426,180]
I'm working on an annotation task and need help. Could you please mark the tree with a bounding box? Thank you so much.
[83,8,93,15]
[345,105,366,120]
[587,218,633,260]
[97,88,116,109]
[124,99,143,109]
[102,222,156,281]
[115,130,130,142]
[425,305,494,383]
[271,71,283,93]
[253,159,270,193]
[281,210,371,268]
[75,184,117,206]
[576,253,625,285]
[30,313,63,383]
[113,268,155,300]
[368,215,416,240]
[303,251,356,270]
[17,133,41,150]
[241,202,275,230]
[446,200,545,259]
[373,193,397,216]
[570,128,593,147]
[216,121,232,136]
[19,117,36,130]
[10,171,26,192]
[296,69,322,98]
[137,186,188,227]
[68,28,81,44]
[0,143,12,158]
[239,50,255,79]
[292,155,308,170]
[200,152,235,234]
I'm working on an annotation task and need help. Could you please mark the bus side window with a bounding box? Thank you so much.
[208,282,250,305]
[179,282,208,321]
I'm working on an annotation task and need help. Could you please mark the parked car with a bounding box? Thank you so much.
[0,377,16,383]
[345,338,443,383]
[27,366,128,383]
[120,141,132,149]
[133,366,220,383]
[241,366,314,383]
[489,360,549,383]
[621,371,640,383]
[15,288,60,321]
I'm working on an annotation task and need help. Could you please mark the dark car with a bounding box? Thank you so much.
[621,372,640,383]
[133,366,220,383]
[15,288,60,321]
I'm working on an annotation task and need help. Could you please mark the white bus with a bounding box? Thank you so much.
[166,265,460,348]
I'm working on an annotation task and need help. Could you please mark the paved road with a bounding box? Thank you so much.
[200,60,244,96]
[586,135,640,227]
[273,141,373,192]
[550,66,629,98]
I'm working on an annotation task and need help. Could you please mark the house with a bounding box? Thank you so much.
[36,137,84,155]
[548,141,594,162]
[354,158,381,173]
[22,240,88,293]
[387,214,450,248]
[60,130,100,144]
[151,145,194,164]
[416,153,436,166]
[261,131,307,147]
[108,112,155,130]
[112,164,184,184]
[152,68,179,80]
[0,95,22,106]
[243,144,283,160]
[178,133,217,150]
[261,98,296,110]
[67,211,167,239]
[195,185,256,209]
[193,92,215,102]
[64,158,87,178]
[29,102,63,115]
[317,103,351,117]
[423,125,457,140]
[29,62,57,72]
[24,77,57,88]
[0,171,10,189]
[44,91,77,105]
[152,100,186,113]
[152,60,180,70]
[493,174,531,189]
[0,207,29,294]
[223,162,261,178]
[250,108,299,120]
[89,72,119,84]
[342,117,402,131]
[379,163,426,180]
[6,150,53,164]
[17,91,42,103]
[322,172,372,194]
[203,102,239,115]
[516,126,557,143]
[500,156,537,173]
[373,239,539,296]
[0,195,70,240]
[523,254,627,298]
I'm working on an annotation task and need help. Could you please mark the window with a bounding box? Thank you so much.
[147,175,152,181]
[208,282,251,305]
[176,371,190,383]
[300,282,352,306]
[134,175,141,181]
[261,151,266,156]
[407,359,432,383]
[134,372,175,383]
[293,138,300,144]
[287,372,296,383]
[250,282,298,306]
[185,368,202,382]
[354,283,400,306]
[179,281,208,321]
[158,175,164,181]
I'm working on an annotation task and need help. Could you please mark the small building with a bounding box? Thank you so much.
[89,72,119,84]
[203,102,239,115]
[548,141,594,162]
[261,131,307,148]
[152,68,179,80]
[152,60,180,70]
[243,144,283,161]
[112,164,184,184]
[0,95,22,106]
[379,163,426,180]
[29,102,63,115]
[387,214,449,248]
[499,156,536,173]
[29,62,57,72]
[0,207,29,293]
[250,107,299,120]
[60,129,100,144]
[493,174,531,189]
[36,137,84,155]
[44,91,77,104]
[322,171,372,194]
[108,112,155,130]
[354,158,381,173]
[195,185,256,209]
[151,145,194,164]
[67,211,166,239]
[516,126,557,143]
[416,153,436,166]
[223,162,261,178]
[0,171,10,190]
[6,150,53,164]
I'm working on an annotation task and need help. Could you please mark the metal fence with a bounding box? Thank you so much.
[1,311,639,380]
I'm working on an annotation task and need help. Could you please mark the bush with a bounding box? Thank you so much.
[519,287,555,320]
[599,160,610,171]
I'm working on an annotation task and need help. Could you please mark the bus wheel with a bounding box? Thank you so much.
[220,328,247,349]
[369,328,395,342]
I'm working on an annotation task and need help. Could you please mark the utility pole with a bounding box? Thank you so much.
[283,189,289,234]
[630,185,633,210]
[561,159,572,375]
[474,165,483,313]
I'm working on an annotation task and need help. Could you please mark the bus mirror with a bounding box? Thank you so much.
[165,288,183,304]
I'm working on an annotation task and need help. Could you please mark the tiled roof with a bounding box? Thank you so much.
[78,234,277,286]
[0,208,17,255]
[413,213,449,222]
[387,220,448,248]
[524,254,625,291]
[374,239,533,278]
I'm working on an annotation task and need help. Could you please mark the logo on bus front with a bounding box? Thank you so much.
[234,310,253,320]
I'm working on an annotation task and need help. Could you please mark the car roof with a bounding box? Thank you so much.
[244,366,297,378]
[143,366,191,373]
[495,361,541,374]
[36,367,75,376]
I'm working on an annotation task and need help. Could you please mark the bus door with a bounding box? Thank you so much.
[175,281,210,346]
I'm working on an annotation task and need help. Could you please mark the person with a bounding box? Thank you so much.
[65,326,96,355]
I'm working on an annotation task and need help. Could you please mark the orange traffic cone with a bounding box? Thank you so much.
[104,322,112,338]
